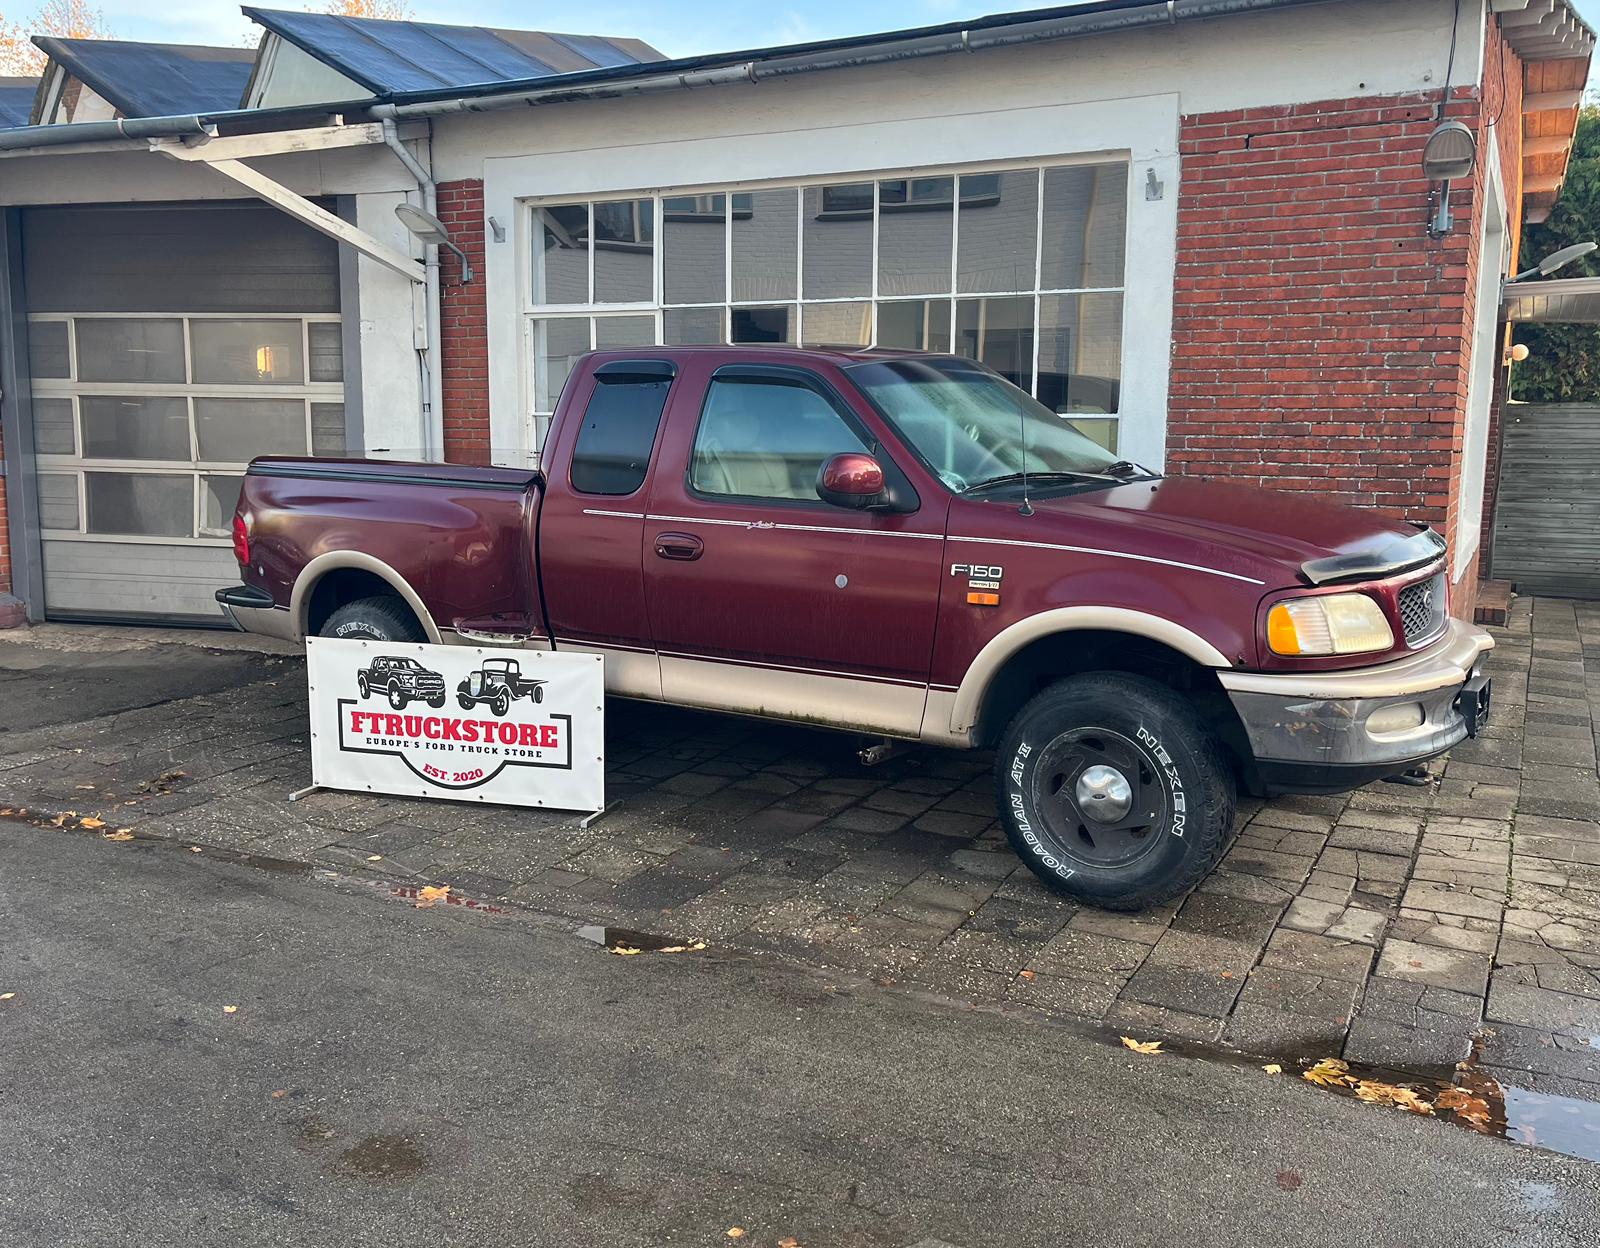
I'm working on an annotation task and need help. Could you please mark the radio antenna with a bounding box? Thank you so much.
[1018,400,1034,517]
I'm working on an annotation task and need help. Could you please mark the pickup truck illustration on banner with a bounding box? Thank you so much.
[457,657,547,715]
[356,655,447,710]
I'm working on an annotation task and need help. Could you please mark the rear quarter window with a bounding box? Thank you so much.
[570,368,674,496]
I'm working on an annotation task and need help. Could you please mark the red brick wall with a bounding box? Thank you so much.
[1169,89,1481,535]
[437,179,490,465]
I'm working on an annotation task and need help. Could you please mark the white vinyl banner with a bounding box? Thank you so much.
[307,638,604,812]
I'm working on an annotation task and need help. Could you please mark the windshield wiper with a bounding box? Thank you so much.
[962,471,1106,495]
[1103,459,1156,479]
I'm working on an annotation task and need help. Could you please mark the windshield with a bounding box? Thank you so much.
[847,357,1125,493]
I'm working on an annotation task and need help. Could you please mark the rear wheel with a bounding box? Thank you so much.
[491,689,511,717]
[322,596,425,643]
[994,673,1236,912]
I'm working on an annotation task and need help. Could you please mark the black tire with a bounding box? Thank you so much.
[491,690,510,717]
[388,681,408,711]
[427,695,446,709]
[357,673,370,699]
[532,686,543,704]
[457,692,475,711]
[994,673,1236,912]
[322,595,425,643]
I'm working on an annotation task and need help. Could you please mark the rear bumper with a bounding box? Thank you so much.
[1219,618,1494,794]
[215,585,296,642]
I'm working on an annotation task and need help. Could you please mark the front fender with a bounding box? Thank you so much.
[921,607,1232,747]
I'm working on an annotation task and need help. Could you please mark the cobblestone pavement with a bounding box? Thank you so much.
[3,598,1597,1097]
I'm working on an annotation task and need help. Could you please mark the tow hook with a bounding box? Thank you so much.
[859,739,909,767]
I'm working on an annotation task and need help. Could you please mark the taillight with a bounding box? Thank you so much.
[232,514,250,566]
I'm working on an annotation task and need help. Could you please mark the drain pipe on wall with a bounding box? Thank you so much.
[381,118,445,463]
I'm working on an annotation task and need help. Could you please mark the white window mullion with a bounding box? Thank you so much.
[869,181,881,346]
[724,192,733,343]
[1032,169,1045,400]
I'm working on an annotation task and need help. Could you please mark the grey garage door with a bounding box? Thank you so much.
[1490,403,1600,599]
[23,201,346,623]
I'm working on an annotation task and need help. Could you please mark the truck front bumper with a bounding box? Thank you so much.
[1218,618,1495,794]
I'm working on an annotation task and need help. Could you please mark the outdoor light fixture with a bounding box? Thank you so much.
[396,203,474,283]
[1422,120,1477,239]
[1506,240,1598,283]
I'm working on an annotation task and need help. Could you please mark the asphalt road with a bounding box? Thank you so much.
[2,825,1597,1248]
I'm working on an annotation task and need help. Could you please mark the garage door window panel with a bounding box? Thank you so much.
[28,320,70,379]
[79,395,191,461]
[195,398,308,462]
[38,474,80,532]
[75,318,185,384]
[32,397,77,456]
[84,471,193,538]
[200,474,245,537]
[191,320,306,386]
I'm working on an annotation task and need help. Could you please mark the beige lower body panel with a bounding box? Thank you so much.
[223,602,297,643]
[660,654,927,739]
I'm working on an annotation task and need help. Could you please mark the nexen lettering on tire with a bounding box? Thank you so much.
[1136,724,1186,839]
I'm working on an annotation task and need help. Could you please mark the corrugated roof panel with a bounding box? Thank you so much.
[31,38,256,117]
[243,7,662,95]
[0,77,38,129]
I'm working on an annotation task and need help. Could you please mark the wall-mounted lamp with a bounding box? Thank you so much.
[396,203,474,283]
[1422,120,1476,238]
[1505,342,1530,366]
[1505,240,1597,284]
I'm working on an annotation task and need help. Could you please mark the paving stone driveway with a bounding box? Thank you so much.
[3,598,1597,1097]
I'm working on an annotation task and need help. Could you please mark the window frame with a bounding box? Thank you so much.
[521,154,1131,453]
[683,363,884,510]
[566,358,678,499]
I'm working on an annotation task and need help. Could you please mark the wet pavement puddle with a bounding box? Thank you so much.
[576,925,707,956]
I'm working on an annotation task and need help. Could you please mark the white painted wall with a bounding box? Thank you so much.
[1455,139,1507,582]
[352,191,427,457]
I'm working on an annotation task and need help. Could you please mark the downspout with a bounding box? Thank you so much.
[381,118,444,463]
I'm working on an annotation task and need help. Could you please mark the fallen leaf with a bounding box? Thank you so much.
[1219,971,1235,980]
[270,1089,288,1099]
[415,884,450,908]
[49,815,66,828]
[103,830,134,842]
[725,1230,746,1241]
[1018,969,1036,981]
[1351,1080,1434,1115]
[1276,1169,1302,1192]
[1302,1058,1352,1088]
[1262,1063,1283,1075]
[0,992,15,1001]
[1120,1036,1164,1055]
[223,1005,239,1015]
[189,846,203,853]
[609,945,643,956]
[78,816,105,829]
[366,854,383,862]
[75,784,95,791]
[778,1238,801,1248]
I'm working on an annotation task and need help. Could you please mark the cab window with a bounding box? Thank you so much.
[689,375,867,501]
[569,363,674,496]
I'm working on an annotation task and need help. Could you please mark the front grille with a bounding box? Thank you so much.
[1398,573,1446,646]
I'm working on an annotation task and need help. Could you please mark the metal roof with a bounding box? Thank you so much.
[0,77,38,129]
[1504,276,1600,324]
[241,6,661,96]
[31,38,256,118]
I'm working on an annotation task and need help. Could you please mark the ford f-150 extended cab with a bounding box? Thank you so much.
[218,346,1493,910]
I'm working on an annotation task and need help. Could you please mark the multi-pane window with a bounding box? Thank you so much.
[524,159,1129,451]
[28,314,345,543]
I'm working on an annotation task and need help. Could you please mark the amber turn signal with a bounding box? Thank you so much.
[966,591,1000,607]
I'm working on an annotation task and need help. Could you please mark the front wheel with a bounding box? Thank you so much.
[995,673,1236,912]
[388,682,408,711]
[427,695,445,708]
[357,674,370,699]
[457,692,474,710]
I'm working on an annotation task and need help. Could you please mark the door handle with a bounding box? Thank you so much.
[654,532,704,561]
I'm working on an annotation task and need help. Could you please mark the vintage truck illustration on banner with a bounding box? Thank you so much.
[456,657,547,716]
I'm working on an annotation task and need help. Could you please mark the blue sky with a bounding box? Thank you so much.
[77,0,1600,89]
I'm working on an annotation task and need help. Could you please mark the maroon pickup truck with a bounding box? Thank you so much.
[219,346,1493,910]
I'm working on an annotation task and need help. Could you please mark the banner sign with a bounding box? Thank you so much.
[307,637,604,812]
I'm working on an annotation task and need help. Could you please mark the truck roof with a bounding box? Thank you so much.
[583,345,945,367]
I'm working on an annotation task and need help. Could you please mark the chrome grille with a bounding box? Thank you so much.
[1397,573,1446,646]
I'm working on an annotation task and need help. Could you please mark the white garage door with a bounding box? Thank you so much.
[23,202,346,622]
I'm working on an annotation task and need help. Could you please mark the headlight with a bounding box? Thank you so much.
[1267,592,1394,656]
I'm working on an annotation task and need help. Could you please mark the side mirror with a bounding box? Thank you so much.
[817,452,888,510]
